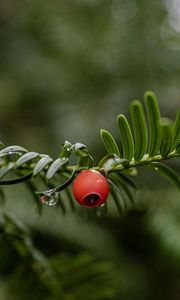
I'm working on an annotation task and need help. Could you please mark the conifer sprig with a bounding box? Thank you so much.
[0,91,179,214]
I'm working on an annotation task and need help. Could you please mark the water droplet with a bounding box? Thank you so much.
[155,167,158,171]
[97,203,107,217]
[41,189,59,206]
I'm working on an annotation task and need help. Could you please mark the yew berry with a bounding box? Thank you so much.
[72,170,109,208]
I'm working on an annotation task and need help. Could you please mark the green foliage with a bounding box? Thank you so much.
[0,2,180,299]
[16,152,40,167]
[160,118,173,157]
[0,91,179,215]
[33,156,53,177]
[148,162,180,191]
[46,158,68,181]
[100,129,120,157]
[171,107,180,152]
[0,212,120,300]
[130,100,148,161]
[99,92,179,213]
[117,114,134,161]
[144,91,162,157]
[0,213,57,291]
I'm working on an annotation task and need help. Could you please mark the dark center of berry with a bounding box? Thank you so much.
[83,194,100,207]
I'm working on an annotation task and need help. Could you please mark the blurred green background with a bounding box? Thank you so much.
[0,0,180,299]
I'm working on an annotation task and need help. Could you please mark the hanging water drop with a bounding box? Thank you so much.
[40,189,59,206]
[155,167,158,171]
[97,203,107,217]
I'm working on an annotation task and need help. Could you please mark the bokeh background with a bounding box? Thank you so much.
[0,0,180,299]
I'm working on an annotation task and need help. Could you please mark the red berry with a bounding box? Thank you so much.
[72,170,109,208]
